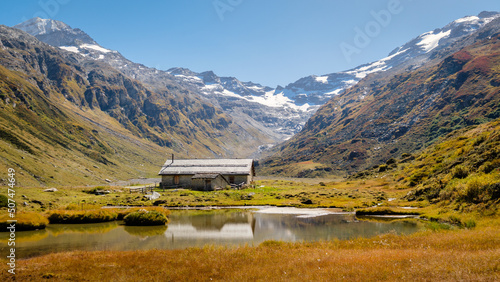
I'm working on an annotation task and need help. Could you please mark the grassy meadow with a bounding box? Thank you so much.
[1,175,499,281]
[0,223,498,281]
[1,120,500,280]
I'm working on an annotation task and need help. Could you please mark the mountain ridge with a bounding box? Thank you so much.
[260,15,500,176]
[12,12,499,143]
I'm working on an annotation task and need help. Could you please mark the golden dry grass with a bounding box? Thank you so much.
[1,226,498,281]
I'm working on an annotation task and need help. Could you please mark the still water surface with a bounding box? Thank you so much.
[1,208,421,258]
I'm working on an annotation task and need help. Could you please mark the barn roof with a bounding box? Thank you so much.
[158,159,254,175]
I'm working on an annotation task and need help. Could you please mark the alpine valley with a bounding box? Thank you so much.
[0,11,499,185]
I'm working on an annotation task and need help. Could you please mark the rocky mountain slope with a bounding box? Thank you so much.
[261,15,500,176]
[13,13,498,144]
[8,20,279,156]
[14,18,307,142]
[278,11,499,106]
[166,67,312,140]
[0,24,279,185]
[354,117,500,212]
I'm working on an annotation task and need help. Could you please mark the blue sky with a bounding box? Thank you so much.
[0,0,498,87]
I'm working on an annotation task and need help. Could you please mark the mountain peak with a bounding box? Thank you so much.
[13,17,71,36]
[13,17,97,47]
[478,11,499,19]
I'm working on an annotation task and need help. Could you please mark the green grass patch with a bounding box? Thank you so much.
[0,212,49,231]
[123,209,169,226]
[47,209,118,224]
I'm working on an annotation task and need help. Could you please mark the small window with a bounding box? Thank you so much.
[229,176,235,184]
[174,175,179,185]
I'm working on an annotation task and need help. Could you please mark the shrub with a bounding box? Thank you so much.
[464,219,477,229]
[480,160,500,174]
[123,210,169,226]
[452,165,469,179]
[0,212,49,231]
[47,209,118,224]
[386,158,397,165]
[0,194,8,208]
[460,179,484,204]
[378,165,388,172]
[114,207,170,220]
[408,170,428,187]
[486,183,500,200]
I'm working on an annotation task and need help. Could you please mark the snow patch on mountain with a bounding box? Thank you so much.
[417,30,452,52]
[171,71,311,111]
[280,11,499,106]
[315,76,329,84]
[80,43,113,53]
[59,46,79,53]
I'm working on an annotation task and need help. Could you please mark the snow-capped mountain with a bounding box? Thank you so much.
[14,17,98,48]
[13,17,312,142]
[166,68,314,140]
[12,11,499,143]
[13,17,123,61]
[279,11,500,106]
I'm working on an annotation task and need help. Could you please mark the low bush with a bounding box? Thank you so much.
[113,207,170,220]
[0,194,8,208]
[386,158,397,165]
[123,210,169,226]
[480,160,500,173]
[452,165,469,179]
[47,209,118,224]
[408,170,428,187]
[0,212,49,231]
[378,165,388,172]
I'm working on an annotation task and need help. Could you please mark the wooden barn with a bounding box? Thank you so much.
[158,158,255,191]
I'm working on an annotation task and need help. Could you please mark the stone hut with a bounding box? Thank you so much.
[158,158,255,191]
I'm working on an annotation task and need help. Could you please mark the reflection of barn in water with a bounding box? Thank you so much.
[161,209,421,248]
[164,211,256,244]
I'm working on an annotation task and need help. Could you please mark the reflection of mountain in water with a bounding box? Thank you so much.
[252,213,419,242]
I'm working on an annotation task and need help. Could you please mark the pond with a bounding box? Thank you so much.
[0,207,422,258]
